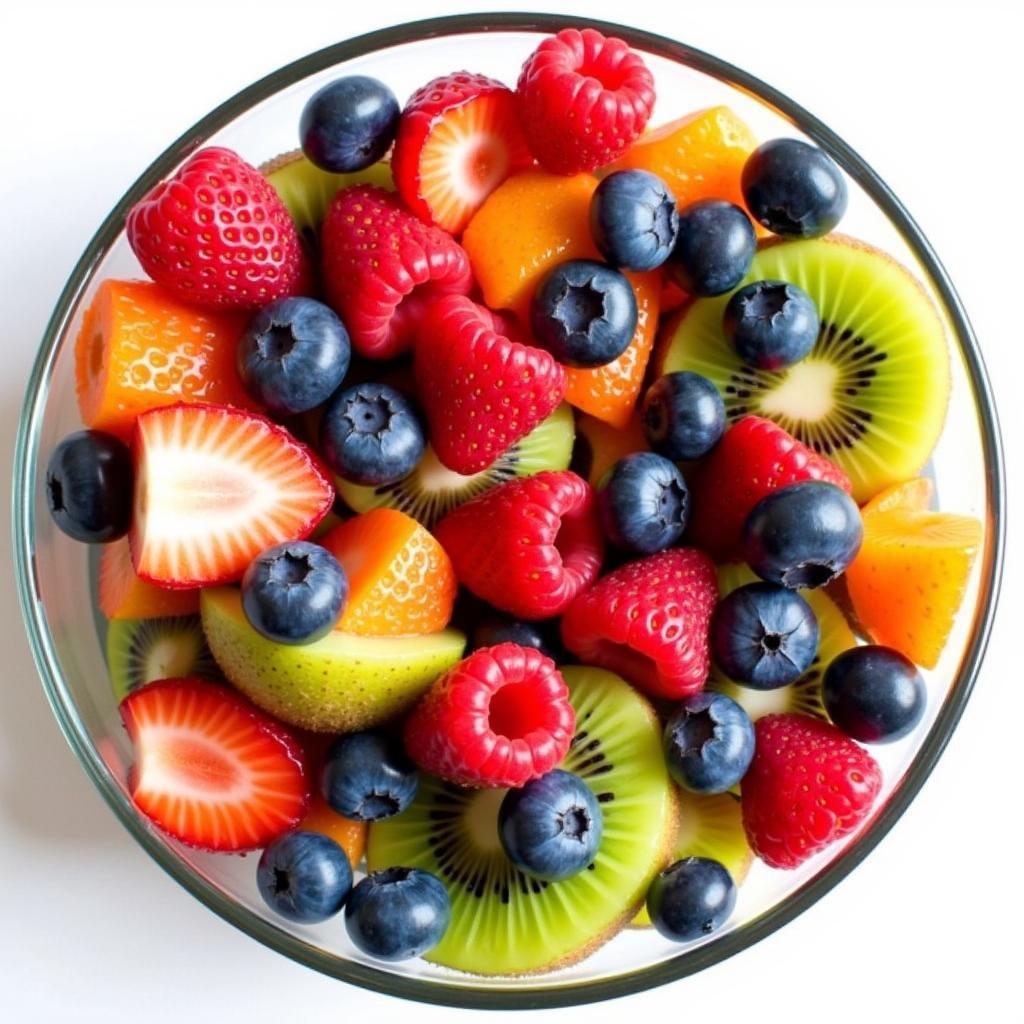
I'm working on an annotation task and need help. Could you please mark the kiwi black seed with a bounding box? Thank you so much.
[365,665,676,975]
[106,615,219,702]
[335,402,575,529]
[657,234,950,502]
[708,564,854,722]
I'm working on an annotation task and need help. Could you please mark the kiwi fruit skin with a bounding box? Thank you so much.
[657,234,950,503]
[632,791,753,927]
[708,563,854,722]
[365,665,677,975]
[199,587,465,732]
[106,615,219,703]
[335,401,575,529]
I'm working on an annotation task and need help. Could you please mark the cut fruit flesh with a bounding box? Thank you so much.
[334,401,575,529]
[708,563,854,721]
[366,665,676,974]
[130,404,333,587]
[570,412,649,489]
[200,587,466,732]
[320,508,457,636]
[299,794,367,868]
[657,235,951,503]
[98,537,199,620]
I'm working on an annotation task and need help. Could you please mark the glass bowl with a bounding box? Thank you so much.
[13,12,1005,1010]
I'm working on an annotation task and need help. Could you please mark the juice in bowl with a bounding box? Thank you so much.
[15,14,1002,1009]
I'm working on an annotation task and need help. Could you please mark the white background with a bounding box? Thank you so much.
[2,1,1021,1021]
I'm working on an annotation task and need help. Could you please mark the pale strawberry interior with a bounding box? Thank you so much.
[489,683,549,739]
[139,731,243,796]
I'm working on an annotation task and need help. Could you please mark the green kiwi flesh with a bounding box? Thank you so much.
[658,235,950,502]
[106,615,219,702]
[708,563,855,721]
[633,791,752,926]
[261,150,393,251]
[365,665,676,975]
[335,402,576,529]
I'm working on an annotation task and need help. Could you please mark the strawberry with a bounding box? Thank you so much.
[415,294,567,474]
[560,548,717,700]
[403,643,575,788]
[321,184,472,359]
[392,71,534,235]
[130,403,333,588]
[741,714,883,869]
[126,147,305,310]
[687,416,853,559]
[433,470,604,620]
[516,28,656,175]
[120,677,309,851]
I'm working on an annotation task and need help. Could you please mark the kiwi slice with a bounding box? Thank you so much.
[335,402,576,529]
[261,150,393,251]
[657,235,950,502]
[106,615,219,702]
[633,791,753,927]
[707,563,855,721]
[366,665,676,975]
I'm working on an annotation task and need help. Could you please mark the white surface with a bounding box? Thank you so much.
[1,1,1021,1021]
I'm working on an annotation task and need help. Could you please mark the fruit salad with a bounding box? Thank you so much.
[43,26,984,976]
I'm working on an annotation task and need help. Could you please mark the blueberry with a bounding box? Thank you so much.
[742,481,863,589]
[256,830,352,924]
[711,582,820,688]
[663,693,755,794]
[530,259,638,368]
[319,382,425,486]
[597,452,689,554]
[45,430,132,543]
[498,769,603,881]
[470,617,561,662]
[641,372,726,460]
[823,645,926,743]
[241,540,347,644]
[723,280,819,370]
[299,76,400,174]
[667,200,756,297]
[742,138,848,238]
[589,170,679,271]
[345,867,451,961]
[321,732,419,821]
[646,857,736,943]
[237,297,350,415]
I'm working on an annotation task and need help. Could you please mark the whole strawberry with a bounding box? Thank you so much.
[433,470,604,620]
[415,294,566,474]
[321,184,472,359]
[560,548,717,700]
[516,28,656,175]
[741,714,882,869]
[687,416,852,559]
[126,147,305,310]
[404,643,575,789]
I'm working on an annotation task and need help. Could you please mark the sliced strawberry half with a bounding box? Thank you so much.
[392,71,534,235]
[120,677,309,851]
[130,403,333,587]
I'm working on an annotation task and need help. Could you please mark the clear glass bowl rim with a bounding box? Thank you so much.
[12,11,1006,1010]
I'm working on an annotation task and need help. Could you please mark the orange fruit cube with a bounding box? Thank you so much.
[76,279,254,441]
[298,794,367,868]
[98,537,199,620]
[320,508,456,637]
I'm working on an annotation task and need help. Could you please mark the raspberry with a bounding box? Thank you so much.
[516,28,656,175]
[403,643,575,788]
[741,714,883,869]
[560,548,718,700]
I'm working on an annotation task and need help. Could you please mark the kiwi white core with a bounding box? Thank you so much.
[758,359,839,422]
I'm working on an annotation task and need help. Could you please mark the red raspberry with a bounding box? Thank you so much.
[321,185,472,359]
[415,294,566,474]
[516,28,656,175]
[687,416,852,559]
[433,470,604,620]
[742,714,883,869]
[126,147,305,310]
[560,548,717,700]
[403,643,575,788]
